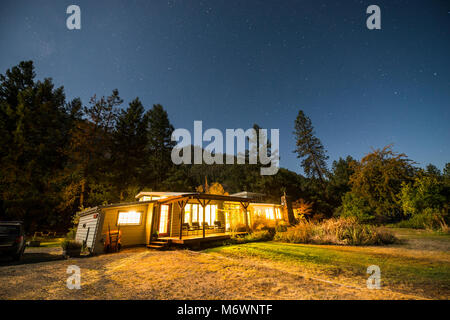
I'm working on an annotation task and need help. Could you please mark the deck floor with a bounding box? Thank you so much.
[158,232,246,244]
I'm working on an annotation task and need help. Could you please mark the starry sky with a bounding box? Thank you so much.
[0,0,449,174]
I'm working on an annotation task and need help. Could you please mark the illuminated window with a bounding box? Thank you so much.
[198,205,204,224]
[205,205,217,225]
[275,208,282,219]
[192,204,198,222]
[265,208,275,220]
[184,204,191,224]
[211,205,217,224]
[187,204,217,225]
[117,211,142,225]
[159,205,169,234]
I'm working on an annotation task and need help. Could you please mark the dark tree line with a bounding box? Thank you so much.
[0,61,448,232]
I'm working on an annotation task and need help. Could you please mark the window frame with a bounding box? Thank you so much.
[116,210,143,226]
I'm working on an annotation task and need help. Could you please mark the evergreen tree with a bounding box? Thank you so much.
[425,164,441,178]
[63,90,122,209]
[144,104,175,188]
[293,110,329,183]
[111,98,147,200]
[0,61,74,231]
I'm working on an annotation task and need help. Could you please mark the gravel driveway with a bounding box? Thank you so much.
[0,246,422,300]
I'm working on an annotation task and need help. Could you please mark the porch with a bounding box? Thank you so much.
[158,231,247,245]
[150,193,252,244]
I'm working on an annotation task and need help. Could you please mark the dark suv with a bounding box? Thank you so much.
[0,221,26,261]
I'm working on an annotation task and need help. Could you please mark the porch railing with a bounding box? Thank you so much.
[181,221,226,237]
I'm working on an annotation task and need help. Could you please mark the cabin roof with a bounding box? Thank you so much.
[135,191,191,199]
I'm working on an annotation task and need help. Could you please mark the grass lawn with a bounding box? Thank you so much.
[35,238,65,248]
[0,228,448,299]
[205,228,450,299]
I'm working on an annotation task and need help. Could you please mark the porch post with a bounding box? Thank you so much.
[195,197,211,239]
[177,199,187,240]
[240,201,250,231]
[149,205,156,244]
[203,205,206,239]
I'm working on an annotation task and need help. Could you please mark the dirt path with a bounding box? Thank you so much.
[0,247,426,300]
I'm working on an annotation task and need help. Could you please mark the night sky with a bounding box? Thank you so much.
[1,0,449,173]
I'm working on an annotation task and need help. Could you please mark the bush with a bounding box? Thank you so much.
[274,217,397,245]
[232,223,248,232]
[226,230,274,244]
[252,216,287,235]
[391,208,449,232]
[340,192,375,223]
[61,239,83,251]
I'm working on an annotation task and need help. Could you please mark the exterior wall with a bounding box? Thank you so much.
[100,203,153,248]
[170,203,181,237]
[248,204,286,225]
[75,209,101,250]
[145,204,155,245]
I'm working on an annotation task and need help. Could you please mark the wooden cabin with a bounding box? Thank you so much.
[75,191,287,254]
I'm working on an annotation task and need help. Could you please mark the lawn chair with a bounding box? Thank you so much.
[214,221,225,232]
[191,222,200,235]
[182,223,190,236]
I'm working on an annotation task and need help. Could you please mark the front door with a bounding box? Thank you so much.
[158,204,170,236]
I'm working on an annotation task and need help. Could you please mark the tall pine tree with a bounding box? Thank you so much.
[293,110,329,183]
[144,104,175,188]
[111,98,147,200]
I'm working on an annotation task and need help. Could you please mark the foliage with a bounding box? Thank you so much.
[340,192,374,223]
[274,217,397,245]
[144,104,175,188]
[110,98,148,201]
[227,230,274,244]
[327,156,356,215]
[398,174,448,216]
[1,61,448,235]
[61,239,83,250]
[0,61,75,231]
[390,208,449,232]
[293,110,329,183]
[196,180,229,195]
[292,198,313,220]
[343,145,415,223]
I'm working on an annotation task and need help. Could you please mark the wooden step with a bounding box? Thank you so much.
[147,244,166,249]
[150,241,168,245]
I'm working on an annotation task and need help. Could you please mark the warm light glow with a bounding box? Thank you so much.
[117,211,141,225]
[159,205,169,233]
[275,208,282,219]
[184,204,217,225]
[265,208,275,220]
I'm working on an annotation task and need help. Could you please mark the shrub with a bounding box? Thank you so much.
[61,239,83,251]
[227,230,274,244]
[274,217,397,245]
[391,208,449,232]
[275,220,288,233]
[340,192,375,223]
[232,223,248,232]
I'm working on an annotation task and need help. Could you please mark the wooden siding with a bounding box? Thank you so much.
[101,203,152,247]
[145,203,155,245]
